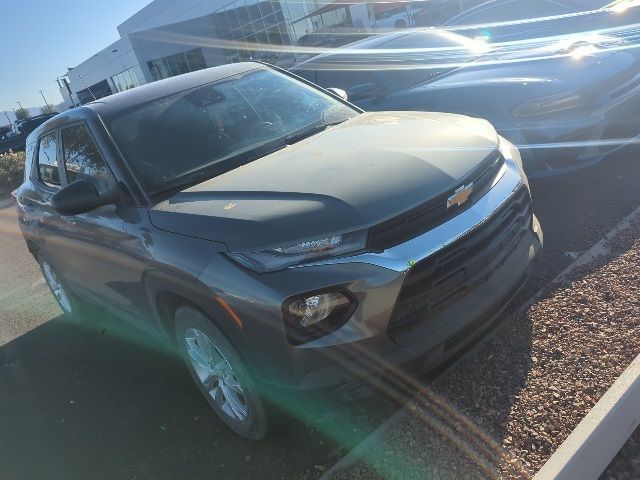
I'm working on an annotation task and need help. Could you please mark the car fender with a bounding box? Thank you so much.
[141,266,271,381]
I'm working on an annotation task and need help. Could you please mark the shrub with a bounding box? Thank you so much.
[15,108,30,120]
[0,151,25,192]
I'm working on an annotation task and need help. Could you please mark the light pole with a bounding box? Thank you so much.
[78,75,97,101]
[39,90,53,113]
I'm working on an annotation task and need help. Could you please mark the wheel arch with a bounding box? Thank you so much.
[142,267,270,382]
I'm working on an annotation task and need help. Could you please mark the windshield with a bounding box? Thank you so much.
[108,68,357,196]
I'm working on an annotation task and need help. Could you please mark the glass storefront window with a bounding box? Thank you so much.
[111,68,140,93]
[77,79,113,105]
[259,0,274,17]
[147,48,207,81]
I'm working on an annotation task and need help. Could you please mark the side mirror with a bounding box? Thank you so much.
[326,87,348,101]
[348,83,380,101]
[52,178,121,215]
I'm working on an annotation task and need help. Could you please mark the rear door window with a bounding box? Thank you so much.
[36,132,60,187]
[24,140,37,182]
[61,124,112,192]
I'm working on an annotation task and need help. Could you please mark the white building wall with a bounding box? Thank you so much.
[129,14,226,83]
[67,1,234,103]
[117,0,230,36]
[66,36,145,103]
[64,0,367,106]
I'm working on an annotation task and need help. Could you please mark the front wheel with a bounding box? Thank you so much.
[38,253,81,321]
[174,306,268,440]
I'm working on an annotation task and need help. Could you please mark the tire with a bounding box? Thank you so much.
[38,252,82,322]
[174,305,268,440]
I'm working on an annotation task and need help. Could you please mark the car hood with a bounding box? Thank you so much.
[149,111,500,251]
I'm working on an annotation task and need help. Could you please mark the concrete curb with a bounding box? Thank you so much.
[534,353,640,480]
[322,204,640,480]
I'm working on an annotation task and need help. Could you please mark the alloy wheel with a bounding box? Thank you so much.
[184,328,249,422]
[42,262,72,315]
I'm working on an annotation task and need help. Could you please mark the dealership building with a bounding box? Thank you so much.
[57,0,467,107]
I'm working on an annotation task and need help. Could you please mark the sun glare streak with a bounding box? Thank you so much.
[442,3,637,33]
[610,0,640,13]
[135,22,640,73]
[267,325,534,478]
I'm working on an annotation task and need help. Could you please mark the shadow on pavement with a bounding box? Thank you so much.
[0,314,386,480]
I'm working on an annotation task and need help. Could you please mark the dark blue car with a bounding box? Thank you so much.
[292,24,640,178]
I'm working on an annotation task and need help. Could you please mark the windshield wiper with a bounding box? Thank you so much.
[283,119,346,146]
[283,123,329,146]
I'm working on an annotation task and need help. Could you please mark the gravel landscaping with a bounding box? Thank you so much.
[325,207,640,479]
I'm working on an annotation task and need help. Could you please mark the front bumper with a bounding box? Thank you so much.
[198,143,542,391]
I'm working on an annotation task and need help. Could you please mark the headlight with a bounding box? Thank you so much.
[512,91,583,118]
[284,291,355,345]
[229,230,368,273]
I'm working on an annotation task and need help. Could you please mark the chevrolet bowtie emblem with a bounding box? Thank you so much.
[447,183,474,209]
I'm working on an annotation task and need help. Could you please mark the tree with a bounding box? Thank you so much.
[15,108,30,120]
[40,105,54,115]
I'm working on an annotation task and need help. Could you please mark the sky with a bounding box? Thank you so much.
[0,0,151,115]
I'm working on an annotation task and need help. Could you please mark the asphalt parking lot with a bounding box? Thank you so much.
[1,147,639,480]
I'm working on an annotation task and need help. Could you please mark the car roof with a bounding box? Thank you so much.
[292,28,472,70]
[26,62,266,143]
[292,31,417,70]
[85,62,264,117]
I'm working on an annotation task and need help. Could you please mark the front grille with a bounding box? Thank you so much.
[368,151,505,251]
[443,273,527,353]
[388,187,531,336]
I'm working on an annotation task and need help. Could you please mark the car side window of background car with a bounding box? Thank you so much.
[61,124,112,192]
[36,131,61,188]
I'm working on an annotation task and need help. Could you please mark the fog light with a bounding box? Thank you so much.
[284,291,354,345]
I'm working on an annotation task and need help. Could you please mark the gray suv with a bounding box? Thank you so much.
[14,63,542,439]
